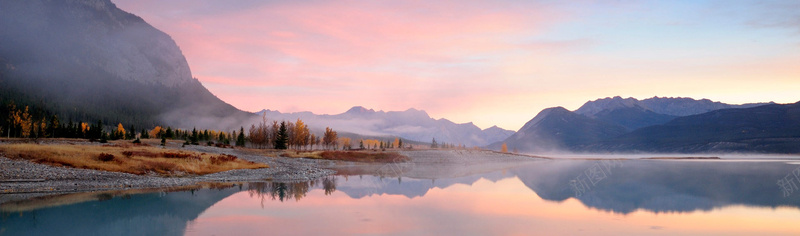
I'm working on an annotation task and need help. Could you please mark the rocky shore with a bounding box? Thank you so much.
[0,143,336,204]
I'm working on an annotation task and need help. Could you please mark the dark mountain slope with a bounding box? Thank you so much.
[592,106,677,131]
[0,0,252,131]
[588,102,800,153]
[497,107,627,152]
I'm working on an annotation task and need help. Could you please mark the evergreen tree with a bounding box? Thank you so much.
[99,130,108,143]
[127,125,136,140]
[48,115,59,138]
[274,122,288,149]
[140,129,149,139]
[165,127,174,139]
[236,127,246,147]
[431,138,438,149]
[190,128,199,145]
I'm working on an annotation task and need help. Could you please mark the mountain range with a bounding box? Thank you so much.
[497,96,800,153]
[258,106,514,147]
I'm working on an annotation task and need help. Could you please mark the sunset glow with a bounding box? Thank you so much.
[113,0,800,130]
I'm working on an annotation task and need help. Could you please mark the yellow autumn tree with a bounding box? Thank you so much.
[501,143,508,153]
[114,123,126,140]
[19,106,32,138]
[339,137,352,150]
[38,118,47,138]
[393,138,400,149]
[150,126,162,138]
[294,118,310,150]
[81,122,90,134]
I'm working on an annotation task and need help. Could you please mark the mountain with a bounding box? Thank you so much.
[575,96,773,131]
[591,106,677,131]
[495,107,627,152]
[500,96,798,154]
[587,101,800,153]
[577,96,771,117]
[0,0,252,131]
[257,106,514,147]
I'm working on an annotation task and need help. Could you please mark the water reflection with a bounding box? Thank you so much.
[512,160,800,214]
[246,177,337,203]
[3,159,800,235]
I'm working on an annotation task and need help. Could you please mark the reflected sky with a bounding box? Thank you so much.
[4,160,800,235]
[189,175,800,235]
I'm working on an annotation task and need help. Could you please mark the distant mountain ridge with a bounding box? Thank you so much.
[257,106,514,147]
[576,96,772,117]
[498,96,799,153]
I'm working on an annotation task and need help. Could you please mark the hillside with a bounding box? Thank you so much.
[0,0,252,131]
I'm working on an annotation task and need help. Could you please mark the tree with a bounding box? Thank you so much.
[19,106,32,138]
[48,115,60,138]
[140,129,150,139]
[236,127,246,147]
[113,123,126,140]
[359,140,365,149]
[165,127,174,139]
[190,128,199,145]
[218,131,227,143]
[431,138,438,149]
[398,139,403,149]
[293,118,309,150]
[339,137,352,150]
[309,133,317,150]
[274,122,288,149]
[501,143,508,153]
[127,125,136,140]
[322,127,337,150]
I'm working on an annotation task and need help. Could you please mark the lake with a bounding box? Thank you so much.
[3,159,800,235]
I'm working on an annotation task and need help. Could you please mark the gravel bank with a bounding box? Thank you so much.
[0,143,335,204]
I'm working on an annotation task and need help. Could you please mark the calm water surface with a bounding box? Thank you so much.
[3,159,800,235]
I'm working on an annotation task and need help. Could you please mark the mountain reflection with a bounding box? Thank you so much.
[326,159,800,214]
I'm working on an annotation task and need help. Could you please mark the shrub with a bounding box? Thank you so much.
[98,153,115,162]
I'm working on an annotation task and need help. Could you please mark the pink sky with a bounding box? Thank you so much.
[113,0,800,130]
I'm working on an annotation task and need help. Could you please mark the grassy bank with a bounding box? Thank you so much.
[0,143,268,176]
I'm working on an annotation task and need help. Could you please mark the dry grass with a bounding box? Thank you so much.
[282,150,324,159]
[0,143,268,176]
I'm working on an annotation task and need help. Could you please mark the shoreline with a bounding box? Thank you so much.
[7,140,796,205]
